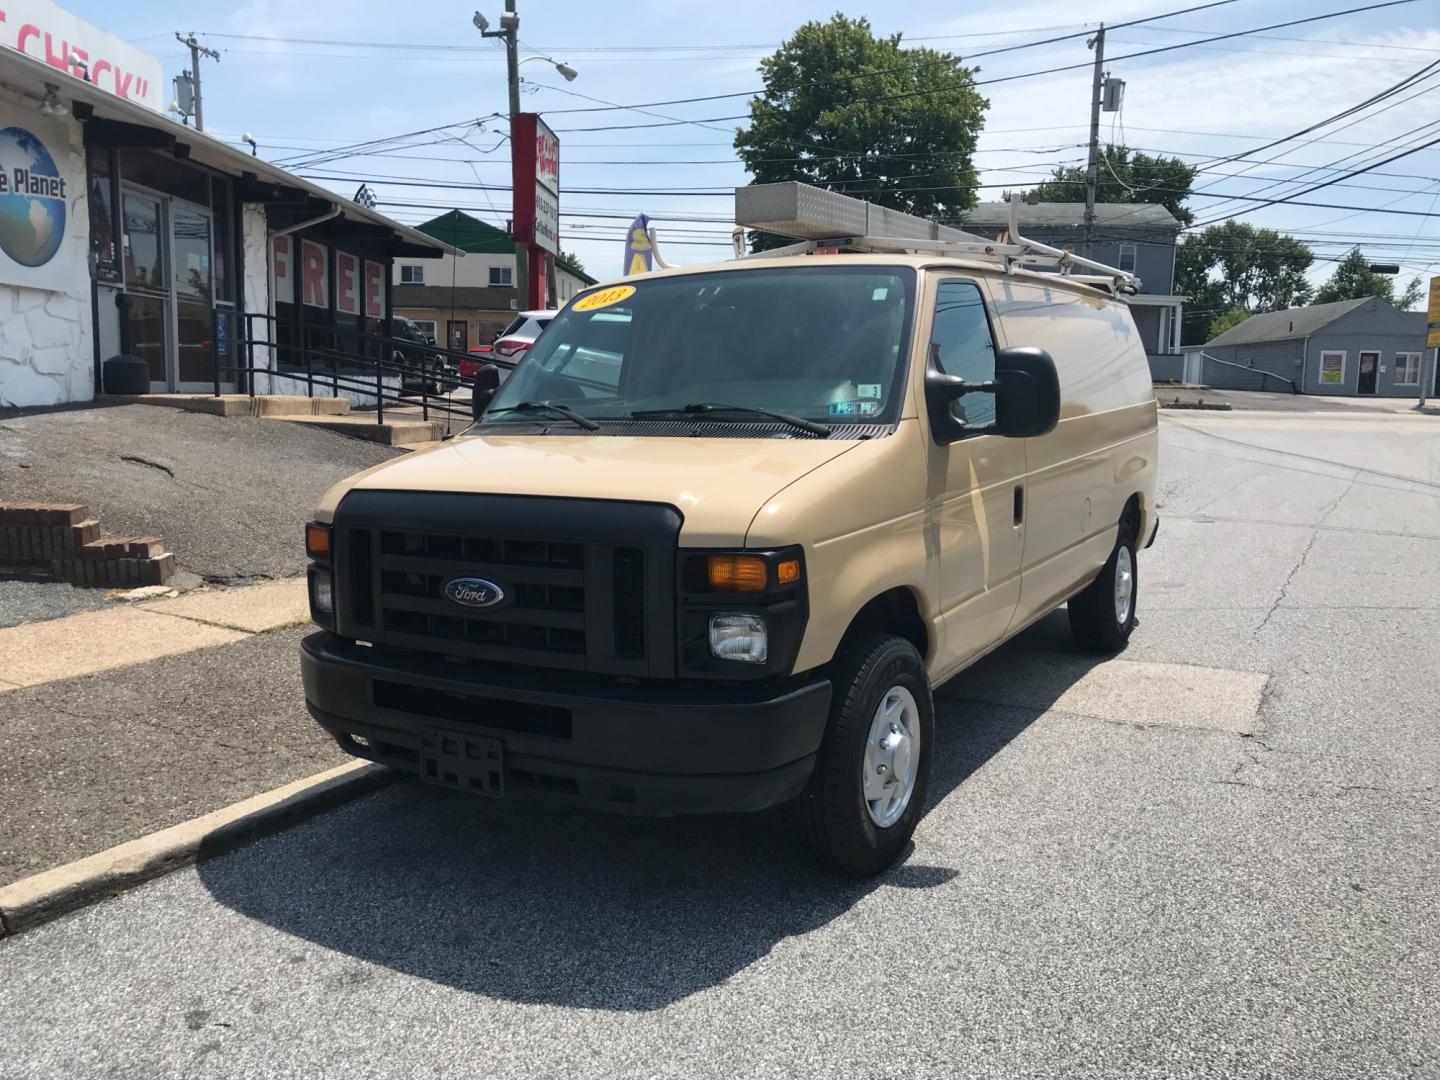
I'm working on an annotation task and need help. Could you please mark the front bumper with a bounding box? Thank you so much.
[301,632,831,816]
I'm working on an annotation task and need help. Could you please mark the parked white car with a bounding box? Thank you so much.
[491,310,556,360]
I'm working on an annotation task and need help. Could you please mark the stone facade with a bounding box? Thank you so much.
[0,90,94,409]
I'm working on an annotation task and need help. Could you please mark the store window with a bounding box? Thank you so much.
[86,147,120,285]
[400,264,425,284]
[489,266,513,287]
[1319,350,1346,385]
[1396,352,1421,386]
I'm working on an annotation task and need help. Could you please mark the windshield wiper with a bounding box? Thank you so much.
[486,400,600,431]
[630,402,831,437]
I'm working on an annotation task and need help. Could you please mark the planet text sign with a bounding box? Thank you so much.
[0,0,164,111]
[0,100,81,292]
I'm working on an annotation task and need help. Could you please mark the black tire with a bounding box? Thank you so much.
[789,633,934,877]
[1068,520,1138,653]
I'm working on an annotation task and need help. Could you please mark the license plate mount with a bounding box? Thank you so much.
[419,727,505,799]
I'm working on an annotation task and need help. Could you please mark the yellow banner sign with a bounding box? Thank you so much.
[1428,276,1440,349]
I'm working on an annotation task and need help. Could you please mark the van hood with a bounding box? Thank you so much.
[317,433,860,547]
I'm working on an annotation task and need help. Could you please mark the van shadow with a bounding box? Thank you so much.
[199,610,1107,1012]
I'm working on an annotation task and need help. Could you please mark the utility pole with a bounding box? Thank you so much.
[1083,23,1105,259]
[175,33,220,132]
[503,2,529,311]
[478,2,530,310]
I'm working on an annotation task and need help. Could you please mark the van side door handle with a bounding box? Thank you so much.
[1013,485,1024,527]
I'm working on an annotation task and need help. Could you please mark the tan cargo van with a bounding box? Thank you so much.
[300,244,1158,876]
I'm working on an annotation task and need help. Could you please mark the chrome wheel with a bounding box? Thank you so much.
[863,685,921,828]
[1114,545,1135,626]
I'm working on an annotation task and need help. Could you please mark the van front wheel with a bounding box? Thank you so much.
[789,633,933,877]
[1068,524,1138,652]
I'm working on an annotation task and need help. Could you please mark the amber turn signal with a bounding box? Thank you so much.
[707,554,768,591]
[777,558,801,585]
[306,523,332,560]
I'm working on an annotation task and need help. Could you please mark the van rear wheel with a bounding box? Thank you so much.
[1068,522,1138,653]
[788,633,933,877]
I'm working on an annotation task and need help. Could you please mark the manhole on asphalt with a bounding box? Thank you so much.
[1047,661,1268,734]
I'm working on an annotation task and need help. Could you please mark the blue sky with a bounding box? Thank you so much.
[61,0,1440,291]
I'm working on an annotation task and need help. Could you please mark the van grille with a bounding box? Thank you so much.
[331,493,679,677]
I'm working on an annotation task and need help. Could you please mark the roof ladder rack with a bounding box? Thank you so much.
[732,182,1141,294]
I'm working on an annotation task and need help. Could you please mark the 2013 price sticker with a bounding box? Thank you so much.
[572,285,636,312]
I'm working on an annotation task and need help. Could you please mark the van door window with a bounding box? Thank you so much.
[929,281,997,428]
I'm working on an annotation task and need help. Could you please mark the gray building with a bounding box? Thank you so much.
[958,202,1185,372]
[1194,296,1433,397]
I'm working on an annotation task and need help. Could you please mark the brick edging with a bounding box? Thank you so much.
[0,502,176,588]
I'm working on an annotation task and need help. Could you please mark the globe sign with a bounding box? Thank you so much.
[0,126,67,269]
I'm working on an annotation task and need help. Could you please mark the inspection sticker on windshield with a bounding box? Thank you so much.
[573,285,635,312]
[857,384,882,399]
[830,400,880,417]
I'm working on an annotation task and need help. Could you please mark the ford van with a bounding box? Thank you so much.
[301,248,1158,876]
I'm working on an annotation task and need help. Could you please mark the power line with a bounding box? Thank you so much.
[549,1,1422,133]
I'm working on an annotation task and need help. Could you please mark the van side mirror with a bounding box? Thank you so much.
[924,346,1060,444]
[471,365,501,419]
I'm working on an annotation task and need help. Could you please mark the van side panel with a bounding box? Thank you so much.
[986,278,1158,627]
[745,420,941,676]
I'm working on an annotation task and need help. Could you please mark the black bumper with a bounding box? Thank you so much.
[300,632,831,816]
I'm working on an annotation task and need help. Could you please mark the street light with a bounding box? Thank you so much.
[473,4,577,311]
[518,54,578,81]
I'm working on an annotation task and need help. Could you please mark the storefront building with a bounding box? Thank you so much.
[1,8,451,409]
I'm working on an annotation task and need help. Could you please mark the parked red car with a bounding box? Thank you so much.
[459,344,492,380]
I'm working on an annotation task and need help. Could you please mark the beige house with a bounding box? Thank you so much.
[392,211,595,350]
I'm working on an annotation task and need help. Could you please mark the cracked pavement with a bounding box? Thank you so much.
[1,407,1438,1079]
[0,404,397,582]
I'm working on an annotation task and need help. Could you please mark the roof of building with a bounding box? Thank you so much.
[0,45,456,258]
[959,201,1182,231]
[414,211,597,283]
[416,211,516,254]
[1205,297,1375,346]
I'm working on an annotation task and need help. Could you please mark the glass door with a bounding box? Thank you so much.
[171,201,218,391]
[121,190,169,390]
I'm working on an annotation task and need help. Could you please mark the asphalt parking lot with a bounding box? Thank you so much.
[2,407,1437,1079]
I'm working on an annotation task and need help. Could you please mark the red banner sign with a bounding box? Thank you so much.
[510,113,559,256]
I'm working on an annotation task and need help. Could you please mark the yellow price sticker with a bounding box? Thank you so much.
[572,285,636,312]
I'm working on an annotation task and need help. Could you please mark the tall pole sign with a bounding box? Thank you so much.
[510,112,558,310]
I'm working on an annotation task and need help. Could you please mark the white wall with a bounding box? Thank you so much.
[395,251,513,289]
[240,203,273,386]
[0,93,93,408]
[394,250,592,304]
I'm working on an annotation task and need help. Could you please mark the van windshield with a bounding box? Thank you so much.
[484,266,915,431]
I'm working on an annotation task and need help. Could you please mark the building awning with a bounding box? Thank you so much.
[0,46,459,259]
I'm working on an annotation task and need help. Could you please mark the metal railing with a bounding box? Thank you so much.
[1197,351,1299,394]
[206,312,517,433]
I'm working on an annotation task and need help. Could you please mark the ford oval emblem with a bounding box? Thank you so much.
[442,576,506,610]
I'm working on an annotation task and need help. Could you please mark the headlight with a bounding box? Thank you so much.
[310,570,334,615]
[709,612,768,663]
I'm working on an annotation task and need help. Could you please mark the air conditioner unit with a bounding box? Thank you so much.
[509,299,518,310]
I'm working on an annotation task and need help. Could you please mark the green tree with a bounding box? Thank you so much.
[734,14,988,235]
[1176,221,1314,344]
[1207,308,1251,340]
[1313,247,1422,308]
[1400,276,1425,309]
[555,250,587,278]
[1026,144,1198,225]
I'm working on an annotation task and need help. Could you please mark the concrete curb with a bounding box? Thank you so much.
[0,760,394,937]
